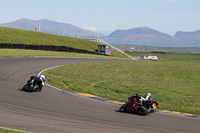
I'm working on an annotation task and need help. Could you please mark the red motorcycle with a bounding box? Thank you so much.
[119,94,158,115]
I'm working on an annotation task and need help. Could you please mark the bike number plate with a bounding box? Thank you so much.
[152,103,156,109]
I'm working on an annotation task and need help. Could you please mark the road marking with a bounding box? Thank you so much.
[180,113,197,116]
[168,111,182,115]
[75,93,97,97]
[158,110,171,113]
[106,101,125,105]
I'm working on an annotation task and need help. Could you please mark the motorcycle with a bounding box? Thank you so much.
[22,76,42,92]
[119,95,158,115]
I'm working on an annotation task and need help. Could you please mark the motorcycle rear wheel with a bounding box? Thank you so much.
[138,107,152,115]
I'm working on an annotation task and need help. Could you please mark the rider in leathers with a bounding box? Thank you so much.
[127,93,152,107]
[29,75,45,91]
[139,93,152,104]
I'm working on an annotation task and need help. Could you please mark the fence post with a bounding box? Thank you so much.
[39,23,41,32]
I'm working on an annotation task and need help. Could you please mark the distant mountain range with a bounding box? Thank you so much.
[1,18,104,38]
[2,19,200,47]
[104,27,200,47]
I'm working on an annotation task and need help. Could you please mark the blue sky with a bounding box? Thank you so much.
[1,0,200,35]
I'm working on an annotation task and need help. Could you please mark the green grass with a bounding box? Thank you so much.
[0,128,27,133]
[43,60,200,115]
[0,27,98,51]
[0,49,127,59]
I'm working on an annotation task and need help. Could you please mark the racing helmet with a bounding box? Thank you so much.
[39,75,45,82]
[40,75,45,79]
[39,75,45,86]
[146,93,151,97]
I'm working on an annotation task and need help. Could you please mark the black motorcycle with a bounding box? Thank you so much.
[22,76,42,92]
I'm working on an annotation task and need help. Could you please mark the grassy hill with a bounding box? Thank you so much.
[0,27,127,59]
[0,27,97,51]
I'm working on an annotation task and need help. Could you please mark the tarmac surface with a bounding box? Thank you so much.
[0,57,199,133]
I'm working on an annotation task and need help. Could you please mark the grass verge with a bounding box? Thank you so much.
[0,49,127,59]
[0,128,27,133]
[43,61,200,115]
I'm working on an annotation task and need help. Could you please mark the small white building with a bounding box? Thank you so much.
[141,54,159,60]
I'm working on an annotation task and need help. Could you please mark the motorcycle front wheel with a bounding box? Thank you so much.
[119,104,127,112]
[22,84,30,91]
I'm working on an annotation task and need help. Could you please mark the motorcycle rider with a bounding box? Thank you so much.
[128,93,152,107]
[138,93,152,105]
[29,75,45,91]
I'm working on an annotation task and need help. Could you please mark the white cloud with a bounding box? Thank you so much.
[83,27,111,31]
[83,27,98,31]
[82,27,114,35]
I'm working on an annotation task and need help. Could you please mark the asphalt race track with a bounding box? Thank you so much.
[0,57,199,133]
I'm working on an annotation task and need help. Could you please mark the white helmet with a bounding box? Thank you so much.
[39,75,45,84]
[40,75,45,80]
[146,93,151,97]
